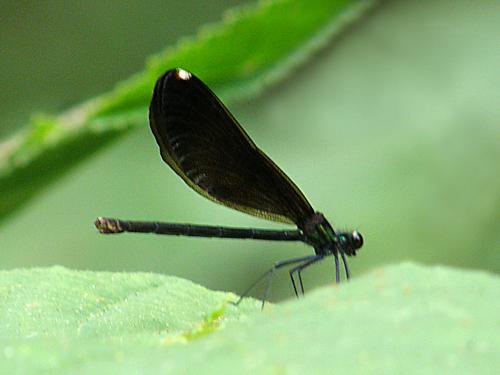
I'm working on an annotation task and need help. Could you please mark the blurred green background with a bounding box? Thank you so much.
[1,0,498,302]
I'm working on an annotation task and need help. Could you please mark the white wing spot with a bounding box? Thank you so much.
[177,69,192,81]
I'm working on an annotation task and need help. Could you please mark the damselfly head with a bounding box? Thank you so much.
[337,230,363,256]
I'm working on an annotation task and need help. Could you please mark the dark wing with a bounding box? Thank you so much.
[149,68,315,226]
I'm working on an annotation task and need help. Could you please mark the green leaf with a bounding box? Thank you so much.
[0,0,375,223]
[0,263,497,373]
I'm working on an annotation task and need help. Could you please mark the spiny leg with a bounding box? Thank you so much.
[333,252,340,284]
[233,268,272,307]
[298,272,304,296]
[289,255,324,296]
[298,255,325,295]
[261,269,275,310]
[290,271,299,298]
[340,251,350,280]
[260,255,321,307]
[233,254,320,307]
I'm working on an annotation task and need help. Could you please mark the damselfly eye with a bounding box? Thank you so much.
[352,230,363,249]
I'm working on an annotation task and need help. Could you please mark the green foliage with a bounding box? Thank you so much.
[0,0,497,298]
[0,263,497,373]
[0,2,497,372]
[0,0,374,222]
